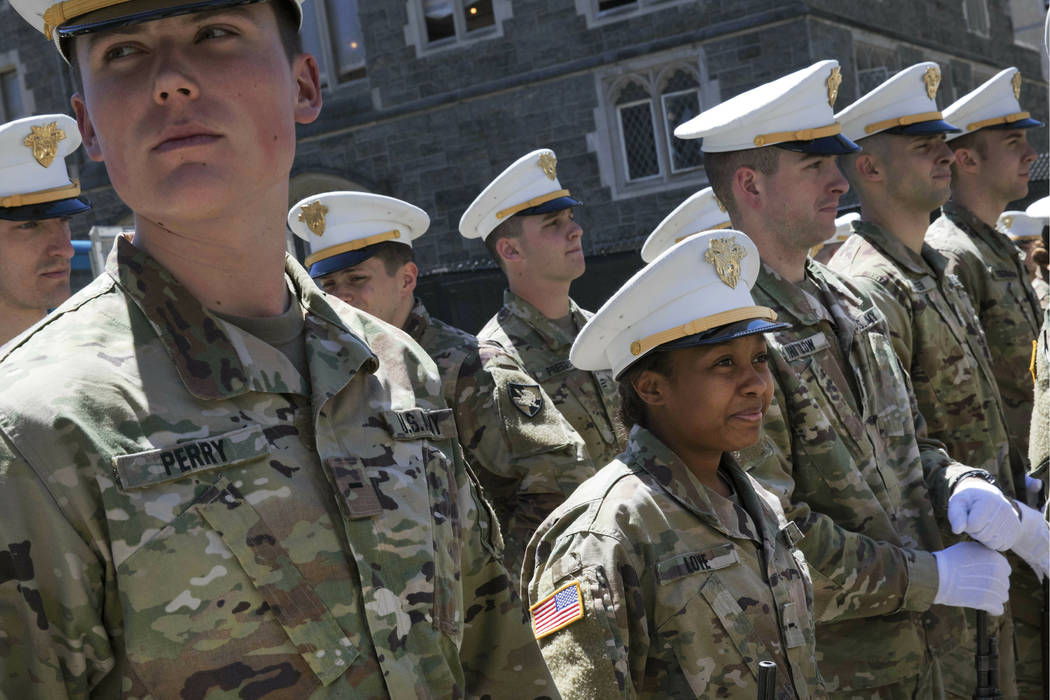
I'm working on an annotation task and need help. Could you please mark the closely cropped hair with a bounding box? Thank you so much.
[484,216,523,270]
[617,349,676,435]
[67,0,303,92]
[947,131,987,158]
[703,147,781,219]
[370,242,415,275]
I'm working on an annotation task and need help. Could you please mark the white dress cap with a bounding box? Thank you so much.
[459,148,580,241]
[673,60,858,155]
[640,187,731,262]
[287,191,429,279]
[997,210,1046,241]
[571,229,783,378]
[835,62,960,142]
[1027,196,1050,218]
[943,67,1043,141]
[11,0,303,56]
[0,113,91,220]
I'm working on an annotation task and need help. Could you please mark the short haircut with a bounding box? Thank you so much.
[67,0,303,93]
[947,130,988,159]
[369,242,415,276]
[484,215,523,271]
[617,349,675,434]
[837,133,889,191]
[703,147,780,220]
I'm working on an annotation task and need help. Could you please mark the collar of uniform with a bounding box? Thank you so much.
[754,261,826,326]
[107,235,376,400]
[851,219,930,277]
[401,296,431,343]
[502,288,587,350]
[627,425,765,541]
[941,199,1015,255]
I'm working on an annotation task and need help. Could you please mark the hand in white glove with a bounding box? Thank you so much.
[1025,475,1045,507]
[933,542,1010,615]
[947,477,1021,551]
[1010,501,1049,582]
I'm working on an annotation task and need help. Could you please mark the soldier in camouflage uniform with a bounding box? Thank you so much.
[0,1,557,697]
[830,63,1050,698]
[924,67,1047,698]
[460,149,625,469]
[291,191,593,587]
[1030,198,1050,485]
[525,230,824,699]
[676,60,1015,699]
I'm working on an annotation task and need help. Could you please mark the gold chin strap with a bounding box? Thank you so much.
[304,229,401,268]
[0,180,81,208]
[496,189,571,220]
[43,0,128,39]
[864,111,944,134]
[966,111,1031,132]
[628,306,778,357]
[752,123,842,147]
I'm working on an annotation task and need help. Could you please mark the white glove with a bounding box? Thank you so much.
[932,542,1010,615]
[1025,475,1045,506]
[1010,501,1049,582]
[947,477,1021,551]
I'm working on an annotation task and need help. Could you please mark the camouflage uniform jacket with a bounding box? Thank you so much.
[747,261,973,693]
[927,201,1043,460]
[1031,305,1050,482]
[478,290,624,468]
[403,297,595,588]
[523,427,823,700]
[0,237,557,699]
[829,220,1022,499]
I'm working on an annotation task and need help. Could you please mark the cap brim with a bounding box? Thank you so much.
[57,0,272,39]
[308,245,380,279]
[0,196,91,221]
[776,133,860,155]
[617,317,791,378]
[982,116,1044,131]
[516,195,581,217]
[884,119,962,135]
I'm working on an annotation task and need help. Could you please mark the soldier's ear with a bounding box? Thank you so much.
[72,94,104,163]
[496,236,523,263]
[732,166,761,210]
[952,147,980,175]
[399,262,418,295]
[856,154,881,182]
[632,369,668,407]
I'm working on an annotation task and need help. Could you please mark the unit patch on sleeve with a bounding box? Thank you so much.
[507,383,543,418]
[531,580,584,639]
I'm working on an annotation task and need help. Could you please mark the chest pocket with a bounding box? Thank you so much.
[851,310,910,439]
[108,424,359,695]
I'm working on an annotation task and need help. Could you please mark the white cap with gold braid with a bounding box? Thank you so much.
[459,148,581,241]
[640,187,730,262]
[835,62,960,142]
[673,60,859,155]
[997,210,1047,242]
[287,191,429,280]
[943,67,1043,142]
[571,229,786,378]
[0,113,90,221]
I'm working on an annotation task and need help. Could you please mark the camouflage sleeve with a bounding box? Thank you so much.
[0,445,118,698]
[526,528,642,700]
[848,273,915,375]
[459,343,594,587]
[941,245,987,318]
[745,389,939,623]
[451,438,560,699]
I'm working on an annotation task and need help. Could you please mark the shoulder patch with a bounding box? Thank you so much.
[113,425,265,490]
[381,408,456,441]
[531,580,585,639]
[779,332,828,361]
[656,543,739,584]
[507,382,543,417]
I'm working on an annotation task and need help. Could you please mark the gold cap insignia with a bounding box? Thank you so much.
[714,195,727,213]
[23,122,66,168]
[1011,72,1022,99]
[298,201,329,237]
[922,67,941,100]
[1001,215,1014,229]
[705,237,747,288]
[826,67,842,108]
[538,152,557,181]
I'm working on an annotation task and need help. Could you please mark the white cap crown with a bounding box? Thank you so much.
[944,67,1039,141]
[0,114,81,204]
[836,62,954,141]
[640,187,731,262]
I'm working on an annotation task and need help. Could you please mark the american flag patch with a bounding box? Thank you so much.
[530,581,584,639]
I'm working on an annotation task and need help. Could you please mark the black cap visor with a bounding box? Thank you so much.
[0,195,91,221]
[56,0,267,39]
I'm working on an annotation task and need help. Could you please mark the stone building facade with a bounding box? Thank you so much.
[1,0,1047,330]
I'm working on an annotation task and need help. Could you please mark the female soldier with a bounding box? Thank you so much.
[522,229,824,699]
